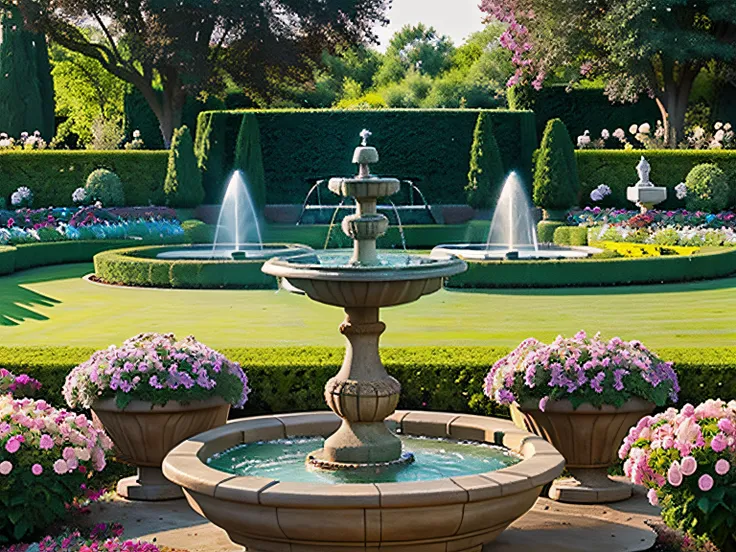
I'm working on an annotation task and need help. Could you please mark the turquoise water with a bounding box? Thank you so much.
[207,436,521,484]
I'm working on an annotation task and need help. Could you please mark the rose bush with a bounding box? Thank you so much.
[0,395,113,542]
[619,400,736,551]
[484,331,679,410]
[63,333,250,410]
[0,523,164,552]
[0,370,41,399]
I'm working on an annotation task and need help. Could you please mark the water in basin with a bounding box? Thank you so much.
[285,250,445,269]
[207,435,521,484]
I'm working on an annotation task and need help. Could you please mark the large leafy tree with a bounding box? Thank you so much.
[11,0,389,146]
[482,0,736,146]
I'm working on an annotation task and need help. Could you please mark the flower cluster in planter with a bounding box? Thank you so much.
[484,331,679,410]
[63,333,250,410]
[620,400,736,551]
[0,523,166,552]
[0,369,42,399]
[0,394,113,542]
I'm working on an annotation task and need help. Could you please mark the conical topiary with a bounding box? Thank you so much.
[233,113,266,209]
[466,112,505,209]
[164,126,205,208]
[532,118,579,215]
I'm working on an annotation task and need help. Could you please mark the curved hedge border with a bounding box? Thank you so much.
[94,245,278,289]
[0,345,732,419]
[447,247,736,288]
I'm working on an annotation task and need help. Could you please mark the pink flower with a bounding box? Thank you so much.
[718,418,734,434]
[680,456,697,476]
[0,460,12,475]
[39,434,54,450]
[5,437,21,454]
[647,488,658,506]
[698,474,714,492]
[53,459,68,475]
[715,459,730,476]
[31,463,43,476]
[667,461,683,487]
[539,396,549,412]
[711,433,728,453]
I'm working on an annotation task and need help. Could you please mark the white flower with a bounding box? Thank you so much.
[675,182,687,200]
[715,129,725,142]
[724,123,732,131]
[639,122,651,134]
[601,129,610,140]
[629,124,638,134]
[133,130,141,139]
[72,187,87,204]
[613,128,626,140]
[715,122,723,130]
[577,131,591,148]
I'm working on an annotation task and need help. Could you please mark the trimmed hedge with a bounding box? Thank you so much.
[0,151,169,207]
[0,245,15,275]
[536,221,566,243]
[0,346,732,419]
[195,109,538,205]
[553,226,588,246]
[577,150,736,209]
[93,246,277,289]
[447,247,736,288]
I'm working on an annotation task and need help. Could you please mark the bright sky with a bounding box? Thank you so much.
[374,0,487,51]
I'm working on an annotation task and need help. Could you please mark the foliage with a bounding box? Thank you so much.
[595,241,701,258]
[536,220,566,243]
[0,7,54,140]
[570,207,736,229]
[0,395,113,542]
[533,119,579,210]
[233,114,266,209]
[466,112,505,209]
[88,117,124,151]
[0,369,41,399]
[164,126,204,208]
[619,400,736,551]
[591,224,736,248]
[484,331,679,410]
[374,24,454,86]
[195,109,538,205]
[552,226,588,246]
[182,220,214,244]
[13,0,390,145]
[84,169,125,207]
[0,150,168,208]
[685,164,730,213]
[63,333,250,410]
[0,523,167,552]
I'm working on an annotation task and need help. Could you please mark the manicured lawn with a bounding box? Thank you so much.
[1,263,735,348]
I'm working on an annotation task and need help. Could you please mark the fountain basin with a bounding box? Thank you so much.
[431,244,595,261]
[162,410,565,552]
[154,243,311,261]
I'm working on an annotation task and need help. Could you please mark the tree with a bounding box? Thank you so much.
[466,112,505,209]
[0,6,54,138]
[374,24,454,86]
[481,0,736,146]
[532,119,578,215]
[165,126,204,208]
[11,0,389,146]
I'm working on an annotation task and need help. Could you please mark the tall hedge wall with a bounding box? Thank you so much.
[195,109,538,205]
[0,151,169,207]
[577,150,736,209]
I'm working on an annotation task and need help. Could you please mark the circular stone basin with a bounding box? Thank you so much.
[156,244,311,261]
[262,250,467,308]
[431,244,596,260]
[162,410,565,552]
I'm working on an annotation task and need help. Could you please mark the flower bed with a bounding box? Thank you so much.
[620,400,736,551]
[570,208,736,230]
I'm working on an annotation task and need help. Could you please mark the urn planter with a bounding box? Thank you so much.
[510,398,654,504]
[92,397,230,501]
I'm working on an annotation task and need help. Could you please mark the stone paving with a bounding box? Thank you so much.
[90,479,658,552]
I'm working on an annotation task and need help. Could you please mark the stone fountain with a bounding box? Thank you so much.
[162,132,565,552]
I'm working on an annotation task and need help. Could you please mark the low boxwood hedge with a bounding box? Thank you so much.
[0,245,15,275]
[0,346,732,418]
[553,226,589,246]
[448,247,736,288]
[536,221,567,243]
[93,245,277,289]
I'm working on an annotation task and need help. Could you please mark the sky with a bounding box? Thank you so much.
[374,0,487,51]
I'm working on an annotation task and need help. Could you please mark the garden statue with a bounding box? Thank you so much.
[627,155,667,213]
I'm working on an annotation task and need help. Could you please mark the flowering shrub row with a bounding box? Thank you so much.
[0,523,165,552]
[483,331,679,411]
[0,219,184,246]
[0,395,113,542]
[63,333,250,410]
[592,225,736,248]
[620,400,736,551]
[577,122,736,151]
[569,207,736,229]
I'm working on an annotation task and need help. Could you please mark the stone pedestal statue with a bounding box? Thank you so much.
[626,156,667,213]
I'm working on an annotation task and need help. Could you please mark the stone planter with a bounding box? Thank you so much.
[92,397,230,501]
[510,398,654,504]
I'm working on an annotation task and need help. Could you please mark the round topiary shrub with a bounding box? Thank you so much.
[684,163,729,213]
[182,219,214,244]
[85,168,126,207]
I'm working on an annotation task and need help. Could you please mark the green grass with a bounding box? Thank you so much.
[1,263,736,348]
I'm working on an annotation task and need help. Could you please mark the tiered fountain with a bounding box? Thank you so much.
[163,132,564,552]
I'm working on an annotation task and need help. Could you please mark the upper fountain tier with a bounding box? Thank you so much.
[262,131,466,308]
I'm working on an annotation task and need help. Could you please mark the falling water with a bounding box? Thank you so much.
[486,172,539,252]
[323,198,347,249]
[388,200,408,254]
[212,171,263,257]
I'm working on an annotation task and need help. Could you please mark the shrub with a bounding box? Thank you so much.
[164,126,204,208]
[0,395,113,542]
[233,114,266,209]
[63,333,250,409]
[0,369,41,398]
[553,225,588,246]
[466,112,505,209]
[533,119,579,212]
[84,169,125,207]
[484,332,679,410]
[536,220,566,243]
[182,219,214,244]
[684,163,730,213]
[619,400,736,551]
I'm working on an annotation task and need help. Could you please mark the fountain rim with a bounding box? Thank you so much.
[162,410,565,509]
[431,243,600,261]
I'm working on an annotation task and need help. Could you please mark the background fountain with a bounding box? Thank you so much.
[432,172,591,260]
[163,131,565,551]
